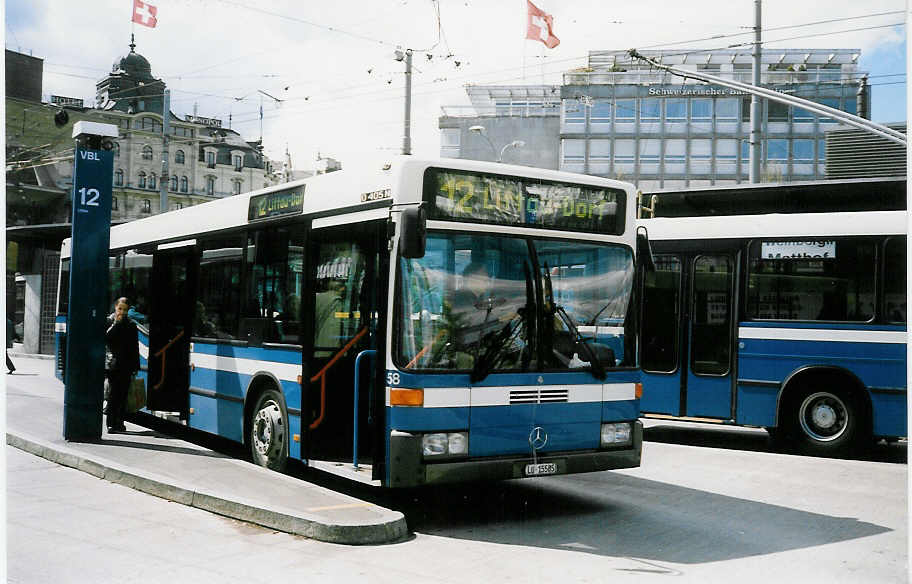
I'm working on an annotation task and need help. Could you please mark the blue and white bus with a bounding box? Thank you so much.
[57,157,644,486]
[637,177,907,456]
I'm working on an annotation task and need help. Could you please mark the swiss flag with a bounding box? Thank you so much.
[526,1,559,49]
[132,0,158,28]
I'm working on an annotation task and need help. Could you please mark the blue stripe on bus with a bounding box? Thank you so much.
[738,338,906,389]
[387,399,639,456]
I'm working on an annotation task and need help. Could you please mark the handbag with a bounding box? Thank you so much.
[126,376,146,413]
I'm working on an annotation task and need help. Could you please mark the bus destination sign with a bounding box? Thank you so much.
[424,168,624,235]
[248,187,305,221]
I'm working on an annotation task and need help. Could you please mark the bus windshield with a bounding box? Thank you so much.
[396,232,634,377]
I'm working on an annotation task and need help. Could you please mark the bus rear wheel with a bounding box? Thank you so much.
[249,388,288,471]
[784,388,860,457]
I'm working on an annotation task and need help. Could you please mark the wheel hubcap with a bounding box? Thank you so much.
[799,392,848,442]
[253,400,284,457]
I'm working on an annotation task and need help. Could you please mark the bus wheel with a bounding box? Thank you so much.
[249,389,288,471]
[787,389,859,456]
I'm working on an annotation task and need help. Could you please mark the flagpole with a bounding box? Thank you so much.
[521,0,527,81]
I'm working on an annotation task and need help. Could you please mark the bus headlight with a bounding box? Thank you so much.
[422,432,469,457]
[600,423,632,447]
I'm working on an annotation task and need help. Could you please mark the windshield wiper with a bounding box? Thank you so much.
[470,263,534,383]
[541,262,606,380]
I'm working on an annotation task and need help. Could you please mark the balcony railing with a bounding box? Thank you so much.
[563,70,862,86]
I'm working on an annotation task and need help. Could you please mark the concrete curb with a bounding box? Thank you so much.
[6,431,408,545]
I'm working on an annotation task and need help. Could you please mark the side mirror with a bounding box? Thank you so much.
[636,227,656,273]
[399,206,426,259]
[577,342,616,367]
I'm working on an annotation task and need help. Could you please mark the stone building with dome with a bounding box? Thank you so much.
[5,43,281,355]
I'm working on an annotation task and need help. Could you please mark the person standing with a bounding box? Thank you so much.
[105,297,140,433]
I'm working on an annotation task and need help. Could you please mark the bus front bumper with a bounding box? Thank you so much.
[389,421,642,488]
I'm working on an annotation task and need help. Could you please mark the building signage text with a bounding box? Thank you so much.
[185,115,223,127]
[648,87,748,96]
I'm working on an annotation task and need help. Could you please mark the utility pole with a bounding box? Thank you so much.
[159,89,170,212]
[396,49,413,155]
[749,0,762,183]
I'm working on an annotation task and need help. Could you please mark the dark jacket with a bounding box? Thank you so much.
[105,315,140,373]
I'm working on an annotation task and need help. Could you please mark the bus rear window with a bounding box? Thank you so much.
[747,239,875,322]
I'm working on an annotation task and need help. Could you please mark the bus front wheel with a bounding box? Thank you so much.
[783,387,861,457]
[249,388,289,471]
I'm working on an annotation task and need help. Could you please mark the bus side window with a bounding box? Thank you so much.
[642,254,681,373]
[884,236,906,324]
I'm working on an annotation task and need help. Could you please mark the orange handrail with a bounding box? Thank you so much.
[308,326,369,430]
[152,329,185,391]
[404,328,446,369]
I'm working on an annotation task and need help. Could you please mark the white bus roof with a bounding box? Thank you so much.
[640,210,908,241]
[62,157,636,258]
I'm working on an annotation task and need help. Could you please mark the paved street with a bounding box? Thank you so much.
[7,361,907,584]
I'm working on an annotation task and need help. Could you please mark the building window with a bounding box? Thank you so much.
[206,176,215,196]
[206,151,216,168]
[440,128,460,157]
[175,149,185,164]
[140,117,162,132]
[664,139,686,168]
[180,176,188,193]
[562,100,585,129]
[690,139,712,172]
[691,99,713,122]
[716,139,737,174]
[138,171,147,189]
[233,180,242,195]
[639,139,660,164]
[818,97,841,122]
[149,173,156,190]
[142,145,153,160]
[170,175,178,191]
[615,99,635,122]
[614,139,635,173]
[590,100,612,132]
[817,139,826,161]
[112,196,118,211]
[716,98,738,122]
[794,105,815,123]
[588,139,611,174]
[113,142,120,158]
[173,202,183,210]
[767,139,788,162]
[639,98,661,121]
[793,139,814,162]
[233,155,243,172]
[142,199,151,213]
[665,99,687,122]
[560,139,585,172]
[768,101,789,123]
[114,169,124,186]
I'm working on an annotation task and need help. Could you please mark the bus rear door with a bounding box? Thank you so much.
[640,249,738,420]
[146,244,197,415]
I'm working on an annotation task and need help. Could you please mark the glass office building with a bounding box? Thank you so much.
[439,49,868,189]
[559,49,867,189]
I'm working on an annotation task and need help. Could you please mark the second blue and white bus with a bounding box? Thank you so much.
[637,177,906,456]
[57,156,645,486]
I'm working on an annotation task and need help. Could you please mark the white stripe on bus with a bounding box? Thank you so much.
[191,352,302,382]
[386,383,636,408]
[738,327,908,344]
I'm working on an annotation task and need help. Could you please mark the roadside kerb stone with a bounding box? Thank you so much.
[6,430,407,544]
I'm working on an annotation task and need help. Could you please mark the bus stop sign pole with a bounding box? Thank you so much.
[63,121,117,441]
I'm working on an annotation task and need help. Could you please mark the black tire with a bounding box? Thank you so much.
[249,388,289,471]
[782,387,862,457]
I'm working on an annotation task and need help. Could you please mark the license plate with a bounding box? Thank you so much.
[524,462,558,476]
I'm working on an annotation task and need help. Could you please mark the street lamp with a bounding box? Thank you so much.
[468,125,496,160]
[468,126,525,163]
[499,140,525,163]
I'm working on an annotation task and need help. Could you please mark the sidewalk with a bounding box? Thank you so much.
[4,354,407,545]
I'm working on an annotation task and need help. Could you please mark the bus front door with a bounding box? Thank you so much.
[641,252,736,420]
[304,223,385,472]
[146,245,196,415]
